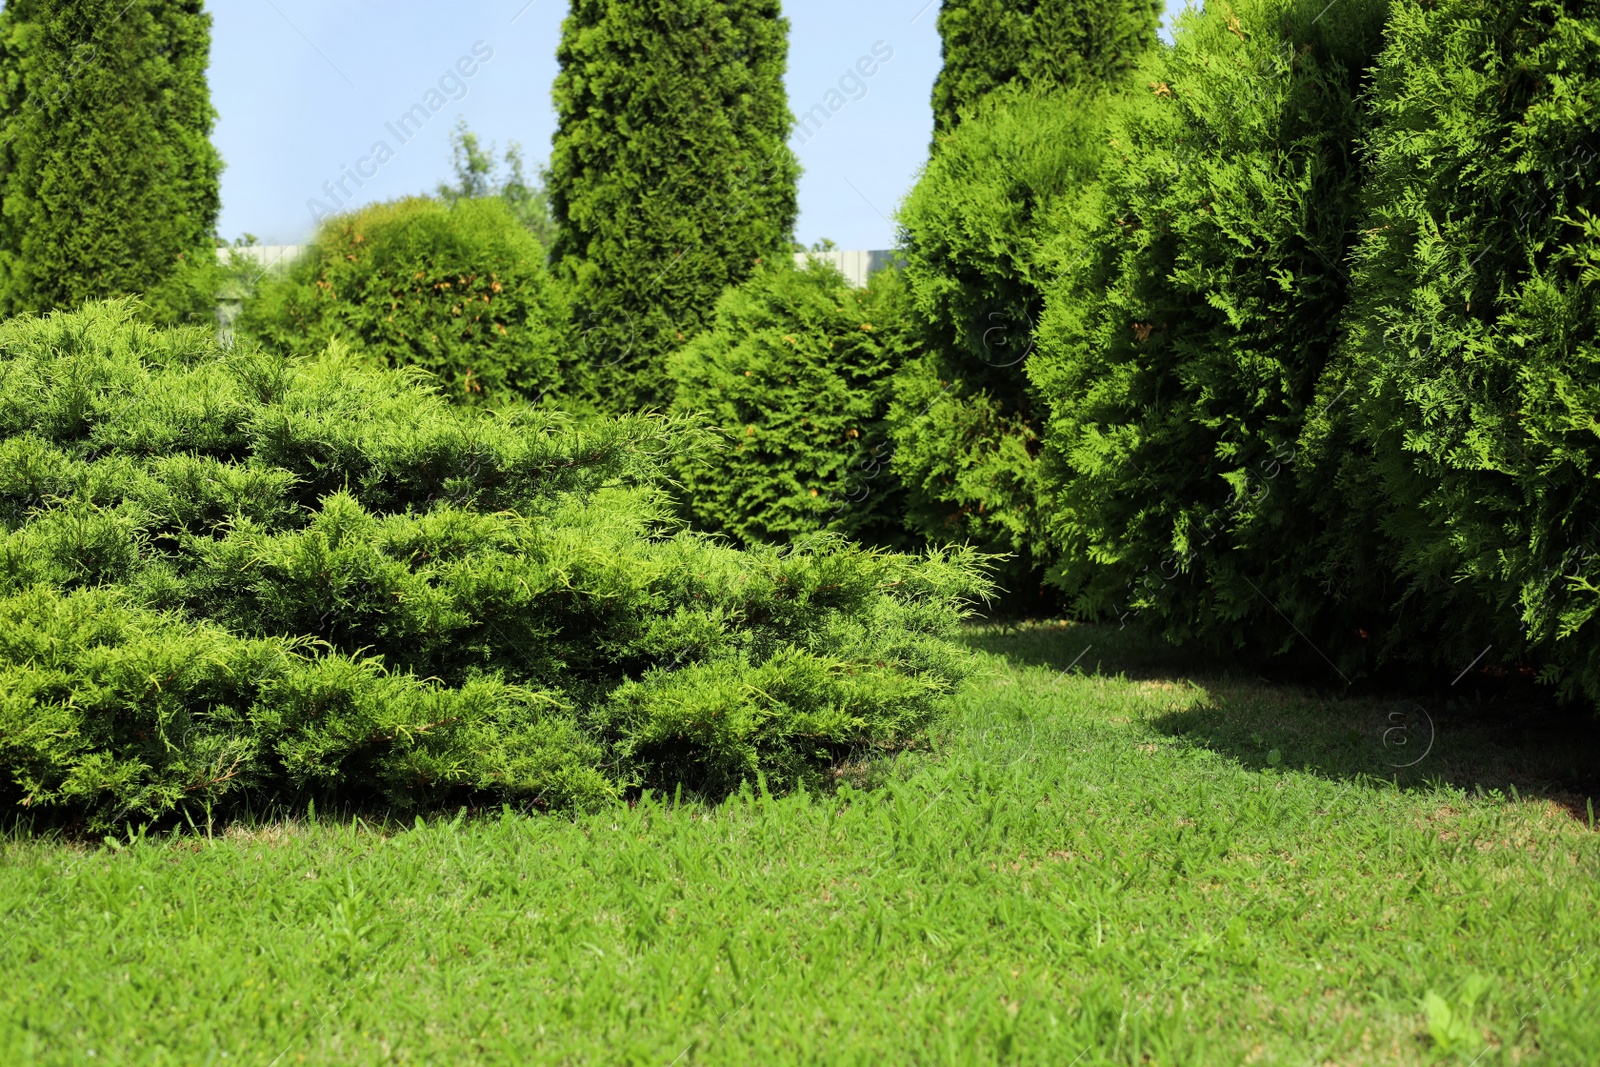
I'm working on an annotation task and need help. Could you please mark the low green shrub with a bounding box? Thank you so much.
[1307,0,1600,697]
[890,86,1115,599]
[1031,0,1388,658]
[0,585,612,825]
[236,197,565,405]
[0,302,989,828]
[668,259,913,547]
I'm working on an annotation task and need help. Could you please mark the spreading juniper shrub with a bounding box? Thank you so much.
[0,302,990,829]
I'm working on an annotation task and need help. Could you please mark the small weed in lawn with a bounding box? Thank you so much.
[1421,974,1494,1059]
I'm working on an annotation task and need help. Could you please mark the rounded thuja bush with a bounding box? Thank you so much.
[891,85,1115,599]
[668,259,914,548]
[237,197,566,405]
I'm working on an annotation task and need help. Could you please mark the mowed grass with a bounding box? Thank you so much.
[2,622,1597,1065]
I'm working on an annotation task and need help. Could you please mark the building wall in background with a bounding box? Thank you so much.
[216,246,900,288]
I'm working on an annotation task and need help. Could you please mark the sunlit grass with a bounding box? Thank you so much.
[2,621,1596,1064]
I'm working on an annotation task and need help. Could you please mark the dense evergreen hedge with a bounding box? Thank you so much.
[548,0,799,412]
[1031,0,1388,658]
[237,198,565,406]
[0,303,989,828]
[930,0,1162,134]
[668,259,914,547]
[1308,0,1600,697]
[0,0,220,323]
[892,86,1113,595]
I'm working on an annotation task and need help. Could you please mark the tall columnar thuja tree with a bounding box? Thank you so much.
[547,0,799,412]
[1030,0,1389,663]
[890,0,1159,604]
[1307,0,1600,700]
[930,0,1163,135]
[890,87,1113,598]
[0,0,221,322]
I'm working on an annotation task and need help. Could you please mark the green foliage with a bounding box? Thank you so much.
[236,197,566,405]
[0,302,988,827]
[548,0,800,412]
[135,247,230,330]
[892,87,1115,594]
[4,624,1599,1062]
[0,0,221,322]
[1031,0,1388,657]
[0,586,612,827]
[437,119,557,252]
[668,260,914,547]
[888,360,1047,593]
[930,0,1162,134]
[1308,0,1600,698]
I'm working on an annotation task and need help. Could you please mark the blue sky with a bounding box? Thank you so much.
[212,0,1188,250]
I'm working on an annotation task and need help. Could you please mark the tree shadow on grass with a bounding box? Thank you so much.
[959,617,1223,682]
[1154,677,1600,823]
[964,618,1600,826]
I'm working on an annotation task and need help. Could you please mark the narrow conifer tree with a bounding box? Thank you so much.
[547,0,799,412]
[0,0,221,320]
[930,0,1162,134]
[889,0,1160,601]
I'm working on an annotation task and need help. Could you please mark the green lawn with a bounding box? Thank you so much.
[3,622,1597,1065]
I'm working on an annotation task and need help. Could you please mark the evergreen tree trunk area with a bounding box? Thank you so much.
[548,0,799,413]
[0,0,221,320]
[930,0,1163,134]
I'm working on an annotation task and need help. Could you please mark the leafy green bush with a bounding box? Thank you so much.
[1307,0,1600,697]
[1031,0,1388,656]
[930,0,1162,134]
[0,302,989,828]
[236,197,565,405]
[0,0,221,322]
[668,259,914,547]
[890,86,1114,598]
[547,0,799,412]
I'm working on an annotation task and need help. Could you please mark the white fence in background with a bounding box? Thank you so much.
[217,245,307,275]
[217,245,900,288]
[793,249,901,287]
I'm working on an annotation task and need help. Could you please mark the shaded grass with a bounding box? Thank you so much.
[1,621,1596,1064]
